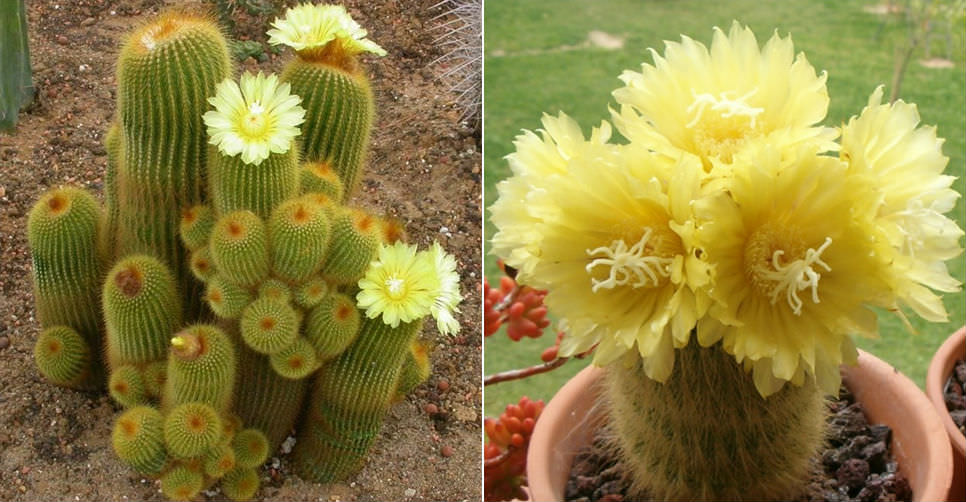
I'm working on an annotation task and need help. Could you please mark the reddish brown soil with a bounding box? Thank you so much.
[0,0,482,500]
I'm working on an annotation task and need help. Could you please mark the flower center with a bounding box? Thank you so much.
[239,101,271,139]
[585,227,674,292]
[686,88,763,164]
[385,275,406,299]
[746,227,833,315]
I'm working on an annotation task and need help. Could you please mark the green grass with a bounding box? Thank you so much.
[483,0,966,418]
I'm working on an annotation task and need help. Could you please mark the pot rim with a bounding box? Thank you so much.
[925,326,966,456]
[527,349,953,502]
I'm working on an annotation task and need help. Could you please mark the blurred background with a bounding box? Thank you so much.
[483,0,966,417]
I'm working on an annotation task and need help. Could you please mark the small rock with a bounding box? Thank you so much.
[403,488,416,497]
[0,336,9,350]
[423,403,438,415]
[81,17,96,26]
[55,35,69,45]
[835,458,869,494]
[440,445,453,457]
[437,379,450,392]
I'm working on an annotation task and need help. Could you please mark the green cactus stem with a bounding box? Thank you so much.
[33,325,93,389]
[205,274,253,319]
[268,197,331,283]
[605,342,826,501]
[204,442,236,478]
[304,292,360,360]
[111,406,167,476]
[164,401,223,459]
[394,339,432,401]
[320,207,381,285]
[142,360,167,399]
[189,246,216,283]
[240,296,299,355]
[164,324,237,413]
[209,210,270,288]
[109,364,149,408]
[293,276,328,309]
[257,278,292,303]
[221,466,260,501]
[299,160,344,202]
[208,146,300,220]
[269,337,318,379]
[293,318,422,483]
[231,428,269,469]
[104,121,123,253]
[282,57,374,200]
[231,341,308,451]
[103,254,181,370]
[160,463,205,502]
[28,187,106,387]
[113,12,231,320]
[179,205,215,252]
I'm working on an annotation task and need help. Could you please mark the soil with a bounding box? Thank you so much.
[945,359,966,437]
[564,386,912,502]
[0,0,482,501]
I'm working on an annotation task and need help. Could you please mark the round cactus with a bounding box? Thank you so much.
[33,326,92,389]
[304,292,360,360]
[209,210,270,288]
[257,278,292,303]
[189,246,216,282]
[204,442,237,478]
[163,402,223,459]
[232,428,269,469]
[221,466,260,501]
[268,197,331,283]
[320,207,381,285]
[240,297,299,355]
[164,324,237,412]
[394,339,432,401]
[142,360,167,399]
[299,160,344,202]
[109,364,148,408]
[293,277,329,309]
[111,406,166,476]
[205,274,253,320]
[103,254,182,369]
[160,464,205,502]
[179,205,215,252]
[269,337,319,380]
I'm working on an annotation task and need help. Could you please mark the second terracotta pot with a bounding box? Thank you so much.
[527,349,953,502]
[926,326,966,502]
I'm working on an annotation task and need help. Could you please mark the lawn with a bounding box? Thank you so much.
[483,0,966,417]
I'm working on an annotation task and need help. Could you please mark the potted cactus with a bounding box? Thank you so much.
[28,4,462,501]
[488,22,963,501]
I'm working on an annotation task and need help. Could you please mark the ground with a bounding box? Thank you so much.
[0,0,482,501]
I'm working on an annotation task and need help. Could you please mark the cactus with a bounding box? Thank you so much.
[209,210,270,288]
[231,340,308,451]
[179,205,216,252]
[293,276,328,309]
[189,246,216,282]
[293,318,422,482]
[231,428,270,468]
[160,464,205,502]
[209,146,300,219]
[164,324,237,413]
[103,255,182,370]
[113,12,232,320]
[109,364,148,408]
[320,207,381,284]
[33,326,93,389]
[269,337,318,379]
[304,292,360,360]
[394,339,432,401]
[604,343,826,501]
[221,466,260,501]
[205,274,253,319]
[164,402,224,459]
[28,187,106,387]
[257,279,292,303]
[299,160,344,202]
[240,296,299,355]
[111,406,167,476]
[203,442,236,478]
[268,197,331,283]
[142,360,167,399]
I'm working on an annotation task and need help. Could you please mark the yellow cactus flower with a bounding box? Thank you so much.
[693,146,890,396]
[357,242,440,328]
[427,242,463,335]
[611,21,835,172]
[841,86,964,324]
[267,3,386,58]
[203,72,305,166]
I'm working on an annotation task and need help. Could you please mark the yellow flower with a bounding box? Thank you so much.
[489,112,612,278]
[841,86,964,324]
[491,114,710,380]
[356,242,440,328]
[267,3,386,58]
[203,72,305,166]
[611,22,835,172]
[693,146,889,396]
[427,242,463,335]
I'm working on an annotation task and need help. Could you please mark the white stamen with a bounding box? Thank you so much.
[249,102,265,116]
[140,33,156,51]
[757,237,833,315]
[686,88,764,129]
[585,228,673,293]
[385,276,404,295]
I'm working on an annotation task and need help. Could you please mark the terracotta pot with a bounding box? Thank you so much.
[527,349,953,502]
[926,326,966,502]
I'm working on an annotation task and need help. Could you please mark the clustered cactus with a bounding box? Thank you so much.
[27,4,462,501]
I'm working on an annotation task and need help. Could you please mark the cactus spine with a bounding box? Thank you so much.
[209,146,300,219]
[33,326,93,389]
[321,207,381,284]
[28,187,106,387]
[164,402,223,459]
[112,406,167,476]
[209,211,270,288]
[293,317,422,482]
[113,12,231,319]
[605,342,826,501]
[164,324,237,413]
[231,341,308,450]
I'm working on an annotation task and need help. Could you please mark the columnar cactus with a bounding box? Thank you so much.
[28,187,106,388]
[164,324,237,413]
[268,3,386,200]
